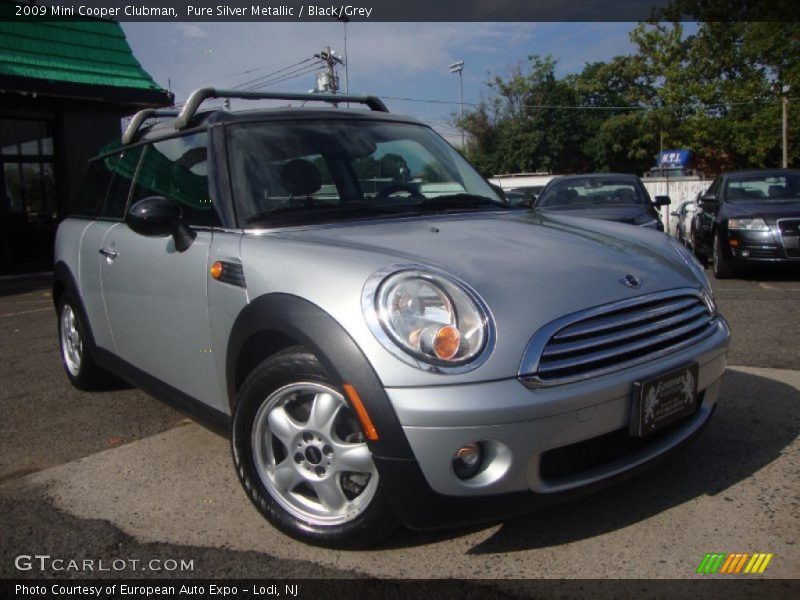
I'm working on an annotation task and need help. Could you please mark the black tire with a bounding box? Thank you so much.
[57,293,115,390]
[712,232,734,279]
[231,347,399,548]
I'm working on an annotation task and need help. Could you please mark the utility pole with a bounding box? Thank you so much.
[337,15,350,94]
[783,85,790,168]
[449,60,464,148]
[314,46,343,94]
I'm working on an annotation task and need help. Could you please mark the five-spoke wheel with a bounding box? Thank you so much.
[231,348,398,547]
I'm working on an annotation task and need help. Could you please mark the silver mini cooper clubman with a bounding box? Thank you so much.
[54,89,730,547]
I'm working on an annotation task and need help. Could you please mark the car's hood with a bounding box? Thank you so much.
[535,206,655,225]
[249,211,705,386]
[723,200,800,223]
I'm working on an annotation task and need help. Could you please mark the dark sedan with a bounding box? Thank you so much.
[691,169,800,278]
[534,173,670,231]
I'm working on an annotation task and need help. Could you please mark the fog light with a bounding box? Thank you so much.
[452,442,483,479]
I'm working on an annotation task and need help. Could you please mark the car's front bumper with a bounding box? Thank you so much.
[377,317,729,529]
[726,227,800,263]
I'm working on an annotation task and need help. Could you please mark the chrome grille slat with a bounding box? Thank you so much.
[538,315,712,374]
[541,305,710,358]
[554,297,697,340]
[519,288,717,386]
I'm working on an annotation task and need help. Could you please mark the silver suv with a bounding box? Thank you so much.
[54,89,730,547]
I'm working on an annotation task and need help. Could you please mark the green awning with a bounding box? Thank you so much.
[0,1,170,102]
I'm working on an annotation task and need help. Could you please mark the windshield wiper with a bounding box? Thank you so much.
[416,194,508,211]
[245,203,420,225]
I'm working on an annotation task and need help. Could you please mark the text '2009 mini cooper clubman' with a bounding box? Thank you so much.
[54,89,730,547]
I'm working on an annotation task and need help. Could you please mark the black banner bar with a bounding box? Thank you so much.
[5,0,800,22]
[2,579,798,600]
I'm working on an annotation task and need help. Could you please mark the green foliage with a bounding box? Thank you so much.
[459,8,800,178]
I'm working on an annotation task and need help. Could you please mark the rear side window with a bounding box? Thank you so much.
[129,133,219,227]
[103,146,144,220]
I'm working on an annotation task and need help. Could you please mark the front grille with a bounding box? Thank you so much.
[539,409,698,482]
[520,289,716,385]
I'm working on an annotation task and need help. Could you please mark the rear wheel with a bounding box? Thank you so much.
[57,293,114,390]
[712,232,734,279]
[231,348,398,547]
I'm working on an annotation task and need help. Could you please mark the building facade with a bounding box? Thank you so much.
[0,1,172,273]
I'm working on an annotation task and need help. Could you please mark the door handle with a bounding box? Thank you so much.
[99,248,118,259]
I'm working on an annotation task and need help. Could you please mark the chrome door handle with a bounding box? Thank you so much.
[99,248,118,259]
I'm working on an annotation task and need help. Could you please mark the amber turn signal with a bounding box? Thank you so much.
[210,261,224,279]
[433,325,461,360]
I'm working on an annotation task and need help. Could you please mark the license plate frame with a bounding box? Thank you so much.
[630,363,699,437]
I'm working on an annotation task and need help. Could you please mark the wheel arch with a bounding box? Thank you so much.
[226,293,413,460]
[53,261,97,350]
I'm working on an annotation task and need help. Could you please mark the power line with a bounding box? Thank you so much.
[380,94,795,112]
[233,58,316,90]
[243,64,325,91]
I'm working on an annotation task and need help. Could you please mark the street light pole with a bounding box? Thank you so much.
[449,60,465,148]
[782,85,790,168]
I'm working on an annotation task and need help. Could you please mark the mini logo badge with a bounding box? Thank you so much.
[620,274,641,288]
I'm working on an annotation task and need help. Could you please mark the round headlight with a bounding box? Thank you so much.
[363,266,494,372]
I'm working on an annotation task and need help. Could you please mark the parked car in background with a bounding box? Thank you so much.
[691,169,800,278]
[534,173,670,231]
[490,172,556,205]
[54,89,728,548]
[672,198,697,246]
[502,189,532,208]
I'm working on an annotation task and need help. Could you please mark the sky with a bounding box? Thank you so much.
[122,22,643,144]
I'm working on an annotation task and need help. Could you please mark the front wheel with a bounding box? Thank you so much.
[231,348,398,547]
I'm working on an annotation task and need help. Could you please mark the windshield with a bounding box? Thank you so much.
[725,173,800,202]
[537,177,648,209]
[226,119,504,226]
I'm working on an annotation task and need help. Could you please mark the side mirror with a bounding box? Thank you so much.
[654,195,671,207]
[699,192,717,206]
[126,196,196,252]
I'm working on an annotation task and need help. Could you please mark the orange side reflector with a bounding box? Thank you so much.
[342,384,379,441]
[210,261,224,279]
[729,239,739,247]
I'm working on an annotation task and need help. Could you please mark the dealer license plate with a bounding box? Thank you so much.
[630,363,699,437]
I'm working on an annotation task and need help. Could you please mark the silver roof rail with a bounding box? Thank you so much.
[122,109,180,145]
[174,87,389,130]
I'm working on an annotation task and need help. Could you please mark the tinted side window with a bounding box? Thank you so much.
[103,147,144,220]
[71,155,119,218]
[129,133,219,227]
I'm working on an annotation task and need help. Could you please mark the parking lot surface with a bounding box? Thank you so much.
[1,271,798,585]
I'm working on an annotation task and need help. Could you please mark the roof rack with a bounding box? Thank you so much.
[174,87,389,130]
[122,109,179,145]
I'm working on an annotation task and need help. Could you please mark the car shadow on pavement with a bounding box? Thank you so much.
[381,369,799,553]
[459,369,799,554]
